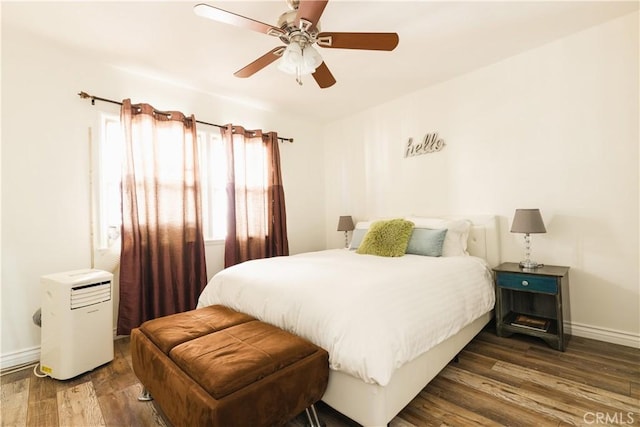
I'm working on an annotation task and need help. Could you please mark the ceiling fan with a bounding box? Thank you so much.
[194,0,399,88]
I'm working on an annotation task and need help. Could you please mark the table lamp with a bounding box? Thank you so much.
[337,216,355,248]
[510,209,546,269]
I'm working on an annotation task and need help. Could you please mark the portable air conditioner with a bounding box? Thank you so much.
[40,269,114,379]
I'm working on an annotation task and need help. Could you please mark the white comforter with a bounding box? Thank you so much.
[197,249,495,386]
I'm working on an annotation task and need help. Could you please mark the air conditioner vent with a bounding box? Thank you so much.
[70,281,111,310]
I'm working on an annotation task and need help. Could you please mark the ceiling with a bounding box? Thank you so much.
[2,1,638,123]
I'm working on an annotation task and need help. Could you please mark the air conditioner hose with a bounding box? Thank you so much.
[32,308,41,327]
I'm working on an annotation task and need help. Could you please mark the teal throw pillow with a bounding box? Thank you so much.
[356,219,415,257]
[406,228,448,257]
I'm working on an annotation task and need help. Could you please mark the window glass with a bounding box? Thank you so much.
[197,130,227,240]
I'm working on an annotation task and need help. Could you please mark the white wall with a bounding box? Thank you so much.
[1,27,326,368]
[323,12,639,346]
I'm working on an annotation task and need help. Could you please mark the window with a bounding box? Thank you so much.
[97,115,124,248]
[196,130,227,241]
[96,114,226,248]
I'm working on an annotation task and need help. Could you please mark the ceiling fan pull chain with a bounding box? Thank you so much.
[296,66,303,85]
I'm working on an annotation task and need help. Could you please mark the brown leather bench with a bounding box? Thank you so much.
[130,305,329,427]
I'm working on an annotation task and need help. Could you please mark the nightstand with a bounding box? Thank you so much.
[493,262,570,351]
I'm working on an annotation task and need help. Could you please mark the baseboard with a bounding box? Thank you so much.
[0,345,40,371]
[565,321,640,349]
[1,328,120,372]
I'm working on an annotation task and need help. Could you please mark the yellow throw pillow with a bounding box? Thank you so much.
[356,219,415,257]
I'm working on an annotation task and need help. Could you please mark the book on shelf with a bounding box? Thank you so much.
[510,314,550,332]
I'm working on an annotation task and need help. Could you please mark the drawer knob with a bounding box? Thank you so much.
[522,280,529,286]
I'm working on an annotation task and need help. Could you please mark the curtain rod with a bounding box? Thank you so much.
[77,91,294,143]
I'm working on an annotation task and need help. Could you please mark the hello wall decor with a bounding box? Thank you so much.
[405,132,445,158]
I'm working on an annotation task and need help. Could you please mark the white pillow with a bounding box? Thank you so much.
[405,217,472,256]
[349,228,368,250]
[347,221,373,250]
[354,221,372,229]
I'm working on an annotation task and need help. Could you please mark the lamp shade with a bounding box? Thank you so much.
[337,216,355,232]
[510,209,546,234]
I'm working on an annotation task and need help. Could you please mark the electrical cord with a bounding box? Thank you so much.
[33,363,48,378]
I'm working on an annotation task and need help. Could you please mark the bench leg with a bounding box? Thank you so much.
[305,403,322,427]
[137,387,153,401]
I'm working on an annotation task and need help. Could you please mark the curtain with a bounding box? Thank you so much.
[222,125,289,267]
[117,99,208,335]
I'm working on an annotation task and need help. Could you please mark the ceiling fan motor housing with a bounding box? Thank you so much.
[277,9,320,45]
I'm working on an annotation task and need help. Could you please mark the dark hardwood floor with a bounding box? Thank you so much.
[2,328,638,426]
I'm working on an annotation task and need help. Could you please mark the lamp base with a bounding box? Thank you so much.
[519,260,544,270]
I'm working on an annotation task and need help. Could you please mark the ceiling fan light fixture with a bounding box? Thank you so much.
[277,42,302,74]
[277,42,322,76]
[303,44,323,70]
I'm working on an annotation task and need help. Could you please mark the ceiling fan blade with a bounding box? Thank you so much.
[312,62,336,89]
[295,0,328,31]
[317,32,399,51]
[194,3,285,37]
[234,47,286,78]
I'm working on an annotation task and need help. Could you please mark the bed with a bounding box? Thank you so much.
[197,215,500,426]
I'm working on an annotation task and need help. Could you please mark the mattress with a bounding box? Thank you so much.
[197,249,495,386]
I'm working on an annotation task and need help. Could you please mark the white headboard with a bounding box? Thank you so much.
[443,215,501,268]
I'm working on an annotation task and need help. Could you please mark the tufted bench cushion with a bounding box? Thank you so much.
[131,305,329,427]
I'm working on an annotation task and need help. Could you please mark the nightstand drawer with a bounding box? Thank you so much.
[497,273,557,294]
